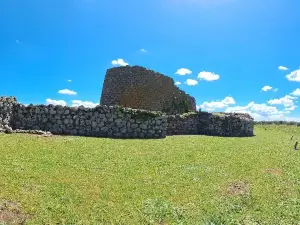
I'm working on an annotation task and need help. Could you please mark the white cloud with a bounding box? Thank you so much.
[268,95,295,107]
[68,80,72,82]
[199,96,235,112]
[286,69,300,82]
[200,101,226,112]
[225,102,290,121]
[285,106,297,111]
[46,99,67,106]
[175,68,192,76]
[71,100,98,108]
[175,81,181,86]
[140,48,148,53]
[261,85,272,92]
[222,96,236,105]
[278,66,289,71]
[273,88,278,92]
[199,96,298,121]
[58,89,77,96]
[111,59,129,67]
[185,79,198,86]
[198,71,220,81]
[291,88,300,96]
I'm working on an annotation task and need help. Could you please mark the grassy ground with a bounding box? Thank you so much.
[1,125,300,224]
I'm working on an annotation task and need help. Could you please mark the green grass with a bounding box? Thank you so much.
[1,125,300,224]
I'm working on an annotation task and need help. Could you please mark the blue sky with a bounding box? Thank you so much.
[1,0,300,120]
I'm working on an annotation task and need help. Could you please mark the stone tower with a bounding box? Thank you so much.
[100,65,196,114]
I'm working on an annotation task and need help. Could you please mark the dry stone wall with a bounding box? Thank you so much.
[198,112,254,137]
[0,97,254,138]
[167,112,199,135]
[167,112,254,137]
[13,104,168,138]
[100,66,196,114]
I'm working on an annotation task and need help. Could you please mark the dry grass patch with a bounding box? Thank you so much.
[0,200,29,225]
[226,181,250,196]
[265,168,283,176]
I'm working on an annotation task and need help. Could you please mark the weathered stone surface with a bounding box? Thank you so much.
[4,125,13,134]
[139,124,147,130]
[131,124,138,129]
[0,97,167,139]
[0,97,16,134]
[167,112,254,137]
[100,66,196,114]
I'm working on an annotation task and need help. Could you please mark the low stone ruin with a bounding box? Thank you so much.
[0,96,254,138]
[167,111,253,137]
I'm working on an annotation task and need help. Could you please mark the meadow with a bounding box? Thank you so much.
[1,125,300,224]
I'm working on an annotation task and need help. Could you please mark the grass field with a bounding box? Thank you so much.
[1,125,300,224]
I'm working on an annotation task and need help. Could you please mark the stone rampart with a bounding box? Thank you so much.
[167,112,254,137]
[0,97,254,138]
[13,104,167,138]
[198,112,254,137]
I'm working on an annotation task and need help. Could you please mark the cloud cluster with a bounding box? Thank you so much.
[140,49,148,53]
[71,100,98,108]
[291,88,300,96]
[261,85,272,92]
[185,79,198,86]
[199,89,299,121]
[175,68,192,76]
[286,69,300,82]
[225,102,290,121]
[261,86,278,92]
[174,68,220,86]
[285,106,296,111]
[279,66,289,71]
[46,99,67,106]
[198,71,220,81]
[216,67,300,120]
[199,96,235,112]
[45,99,98,108]
[47,87,98,108]
[268,95,296,107]
[112,59,129,67]
[58,89,77,95]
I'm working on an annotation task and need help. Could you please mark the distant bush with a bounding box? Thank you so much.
[254,121,300,126]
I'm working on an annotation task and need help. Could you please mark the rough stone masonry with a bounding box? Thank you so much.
[100,66,196,114]
[12,103,168,139]
[0,97,254,138]
[0,96,16,133]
